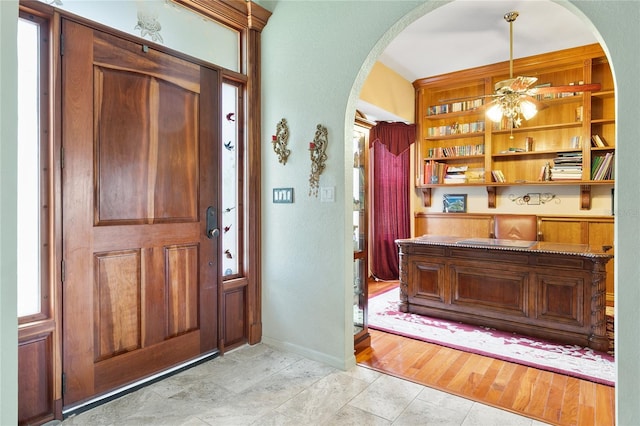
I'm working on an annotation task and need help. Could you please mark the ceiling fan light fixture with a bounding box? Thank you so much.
[487,102,504,122]
[520,99,537,120]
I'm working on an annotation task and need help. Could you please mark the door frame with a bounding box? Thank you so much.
[16,0,270,421]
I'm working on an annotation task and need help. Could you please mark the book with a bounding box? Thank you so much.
[591,134,607,147]
[465,168,485,183]
[592,152,614,180]
[491,170,506,183]
[444,165,468,184]
[570,135,582,148]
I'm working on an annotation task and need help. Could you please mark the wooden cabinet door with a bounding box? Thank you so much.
[61,19,219,407]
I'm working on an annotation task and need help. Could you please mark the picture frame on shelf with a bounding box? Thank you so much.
[443,194,467,213]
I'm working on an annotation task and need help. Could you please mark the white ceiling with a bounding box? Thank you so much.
[358,0,599,122]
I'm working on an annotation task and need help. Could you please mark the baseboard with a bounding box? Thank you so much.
[261,336,356,370]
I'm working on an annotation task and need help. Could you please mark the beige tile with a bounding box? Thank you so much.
[59,343,535,426]
[347,373,423,421]
[326,404,392,425]
[393,398,469,425]
[274,370,370,423]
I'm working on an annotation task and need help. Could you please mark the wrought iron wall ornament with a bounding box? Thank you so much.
[509,192,559,205]
[272,118,290,165]
[308,124,328,197]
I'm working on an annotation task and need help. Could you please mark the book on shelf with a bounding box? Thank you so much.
[491,170,506,183]
[570,135,582,148]
[423,160,448,184]
[575,106,583,122]
[465,168,485,183]
[443,165,468,184]
[551,152,583,180]
[591,134,607,147]
[426,98,483,116]
[591,152,615,180]
[426,143,484,158]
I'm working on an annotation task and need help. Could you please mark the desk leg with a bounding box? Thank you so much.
[398,249,408,313]
[589,258,610,352]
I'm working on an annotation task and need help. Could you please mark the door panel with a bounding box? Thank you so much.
[62,19,219,407]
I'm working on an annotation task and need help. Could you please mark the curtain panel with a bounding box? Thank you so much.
[369,122,416,280]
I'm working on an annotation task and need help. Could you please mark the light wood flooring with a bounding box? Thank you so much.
[356,280,615,426]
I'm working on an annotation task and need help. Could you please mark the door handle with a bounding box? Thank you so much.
[206,206,219,239]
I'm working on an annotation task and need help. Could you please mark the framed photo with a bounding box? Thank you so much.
[443,194,467,213]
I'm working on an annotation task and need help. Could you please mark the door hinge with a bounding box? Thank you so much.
[61,260,65,282]
[60,146,64,169]
[60,33,64,56]
[62,372,66,396]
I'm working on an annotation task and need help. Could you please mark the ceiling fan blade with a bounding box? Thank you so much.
[522,95,547,111]
[508,76,538,92]
[532,83,601,94]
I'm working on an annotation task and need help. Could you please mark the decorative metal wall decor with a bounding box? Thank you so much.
[135,11,164,43]
[509,192,559,205]
[308,124,328,197]
[272,118,290,165]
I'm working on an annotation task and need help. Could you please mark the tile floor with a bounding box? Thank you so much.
[60,343,549,425]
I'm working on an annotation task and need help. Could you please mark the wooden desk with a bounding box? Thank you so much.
[396,236,613,352]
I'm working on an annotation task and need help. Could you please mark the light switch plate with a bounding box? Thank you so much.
[320,186,335,202]
[273,187,294,203]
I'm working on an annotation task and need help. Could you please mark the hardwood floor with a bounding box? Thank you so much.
[357,280,615,426]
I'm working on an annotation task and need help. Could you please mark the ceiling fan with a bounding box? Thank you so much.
[442,11,601,130]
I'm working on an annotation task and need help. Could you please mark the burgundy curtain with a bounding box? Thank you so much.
[369,122,416,280]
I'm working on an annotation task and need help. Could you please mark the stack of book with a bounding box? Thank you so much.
[591,152,615,180]
[443,166,468,184]
[465,168,485,183]
[550,152,583,180]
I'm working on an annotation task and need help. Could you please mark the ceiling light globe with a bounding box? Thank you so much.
[486,103,503,122]
[520,100,537,120]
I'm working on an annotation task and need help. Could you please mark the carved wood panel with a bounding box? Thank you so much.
[95,68,198,225]
[537,273,583,326]
[166,244,199,337]
[94,250,141,361]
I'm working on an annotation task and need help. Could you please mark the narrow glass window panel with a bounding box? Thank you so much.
[221,82,240,277]
[17,18,41,318]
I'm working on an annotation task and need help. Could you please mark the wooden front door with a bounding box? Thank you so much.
[61,19,220,407]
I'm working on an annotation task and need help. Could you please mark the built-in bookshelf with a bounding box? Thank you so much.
[413,44,614,209]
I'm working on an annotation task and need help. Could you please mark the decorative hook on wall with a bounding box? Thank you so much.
[308,124,328,197]
[271,118,290,165]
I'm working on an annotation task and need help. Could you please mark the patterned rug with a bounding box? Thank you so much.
[368,288,615,386]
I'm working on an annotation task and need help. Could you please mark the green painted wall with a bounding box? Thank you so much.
[2,1,640,424]
[259,1,640,424]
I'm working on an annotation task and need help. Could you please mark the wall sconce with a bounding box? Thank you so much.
[272,118,290,165]
[308,124,328,197]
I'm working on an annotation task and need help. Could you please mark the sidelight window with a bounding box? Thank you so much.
[221,80,244,278]
[17,12,50,321]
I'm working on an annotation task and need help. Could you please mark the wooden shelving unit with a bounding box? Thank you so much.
[414,44,615,209]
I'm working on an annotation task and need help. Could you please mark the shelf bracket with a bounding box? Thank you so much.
[419,188,432,207]
[580,185,592,210]
[487,186,497,208]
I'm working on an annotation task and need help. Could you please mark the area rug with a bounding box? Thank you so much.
[368,288,615,386]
